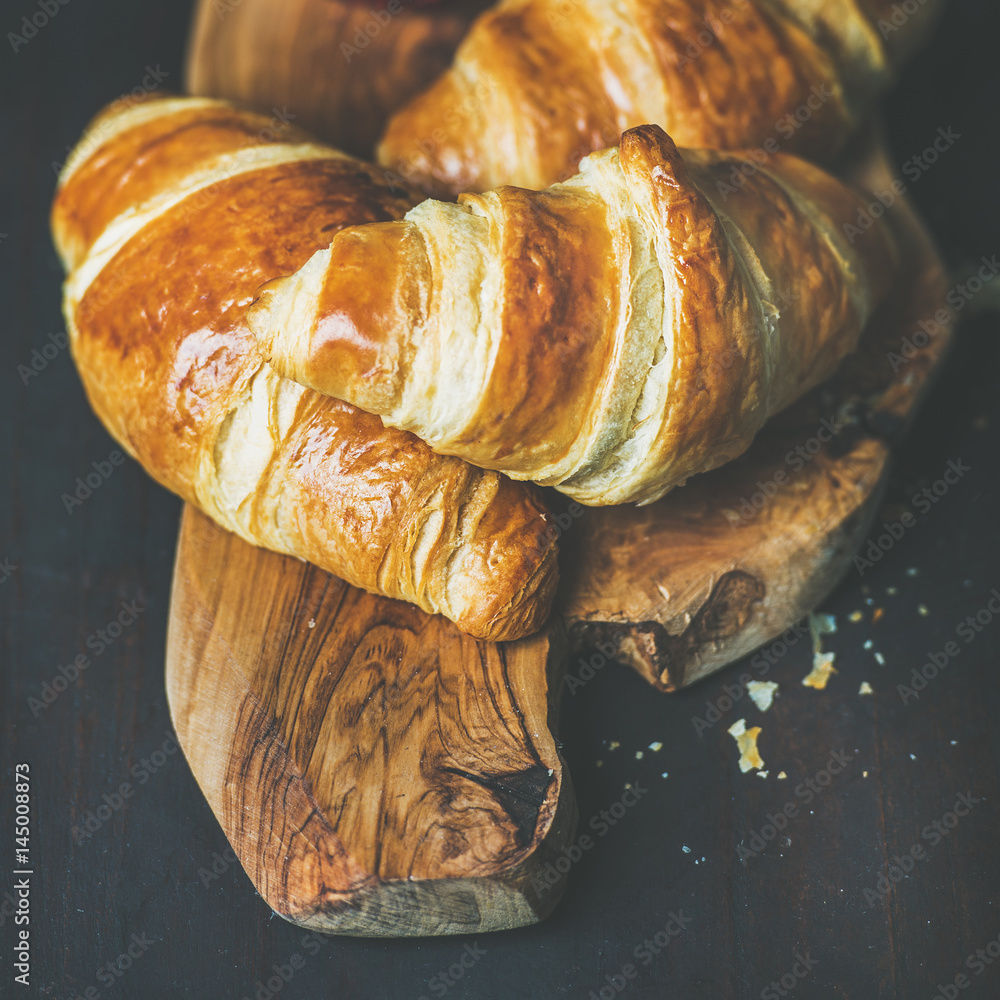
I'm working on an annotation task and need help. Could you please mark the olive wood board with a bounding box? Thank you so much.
[165,513,576,937]
[184,0,492,158]
[164,125,953,938]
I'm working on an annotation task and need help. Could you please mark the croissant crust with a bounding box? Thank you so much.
[50,96,558,640]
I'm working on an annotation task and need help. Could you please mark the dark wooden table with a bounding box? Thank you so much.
[2,2,998,997]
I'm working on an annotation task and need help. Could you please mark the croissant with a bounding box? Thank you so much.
[249,124,896,506]
[377,0,944,195]
[50,95,558,641]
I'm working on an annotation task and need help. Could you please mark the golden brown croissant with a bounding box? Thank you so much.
[377,0,944,195]
[50,95,558,641]
[249,124,897,506]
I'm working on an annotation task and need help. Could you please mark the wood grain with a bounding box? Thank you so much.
[562,125,956,690]
[165,506,575,936]
[185,0,490,158]
[10,0,1000,993]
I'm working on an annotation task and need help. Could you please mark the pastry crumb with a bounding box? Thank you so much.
[777,771,787,780]
[757,770,769,779]
[874,652,886,665]
[859,681,874,696]
[635,750,644,760]
[803,652,837,690]
[728,718,765,772]
[918,604,930,617]
[809,612,837,654]
[608,740,620,751]
[848,610,864,623]
[747,680,779,712]
[648,741,663,752]
[872,607,884,624]
[308,618,316,628]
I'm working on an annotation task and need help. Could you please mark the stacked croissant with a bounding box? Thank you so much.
[51,0,942,642]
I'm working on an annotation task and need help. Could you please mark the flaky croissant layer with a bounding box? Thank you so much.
[50,96,558,640]
[250,124,897,506]
[376,0,944,197]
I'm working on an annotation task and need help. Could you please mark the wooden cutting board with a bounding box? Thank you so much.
[185,0,492,158]
[165,124,953,937]
[166,510,575,937]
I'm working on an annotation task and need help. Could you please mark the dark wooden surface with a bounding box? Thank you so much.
[2,1,999,996]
